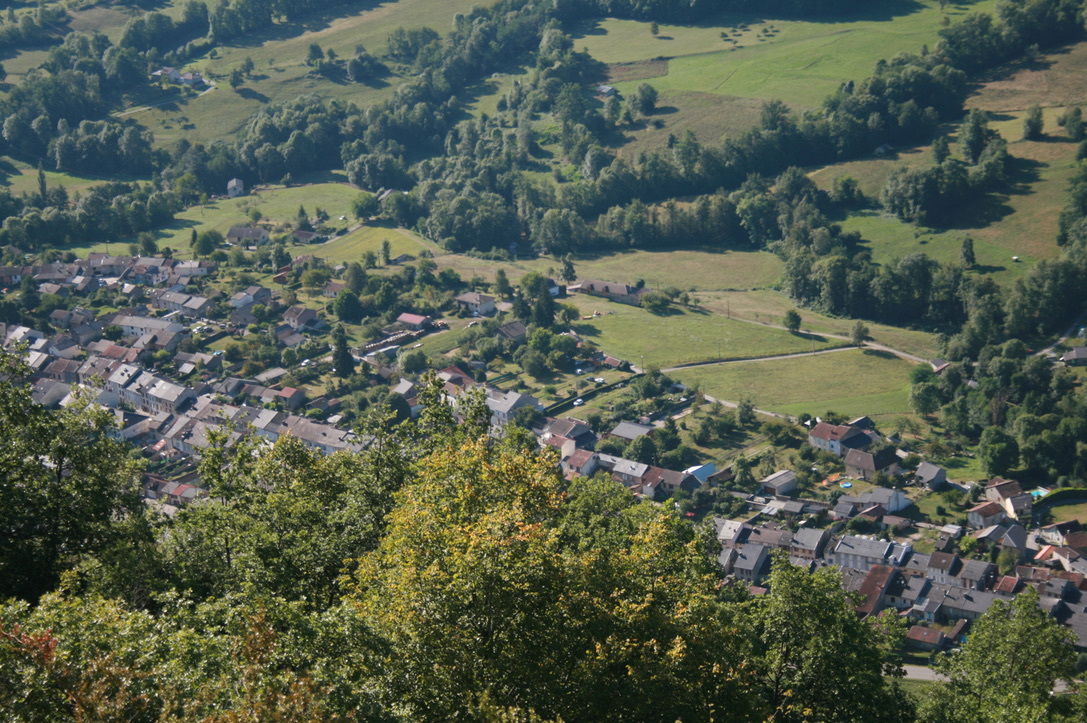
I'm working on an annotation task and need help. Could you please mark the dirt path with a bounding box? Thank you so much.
[662,345,857,373]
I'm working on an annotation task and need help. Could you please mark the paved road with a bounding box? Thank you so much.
[903,665,945,682]
[1037,310,1087,358]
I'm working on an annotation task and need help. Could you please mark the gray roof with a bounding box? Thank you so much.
[834,535,892,561]
[791,527,828,552]
[915,461,945,482]
[610,421,654,441]
[733,543,768,572]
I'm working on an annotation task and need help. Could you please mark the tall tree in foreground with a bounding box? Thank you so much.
[1023,104,1044,140]
[920,587,1076,722]
[0,354,142,601]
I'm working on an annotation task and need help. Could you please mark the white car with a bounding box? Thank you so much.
[573,398,584,407]
[593,377,605,383]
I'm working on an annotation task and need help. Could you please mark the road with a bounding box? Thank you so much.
[114,84,217,118]
[1036,310,1087,358]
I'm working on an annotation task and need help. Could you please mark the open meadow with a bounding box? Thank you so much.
[571,0,997,154]
[670,348,918,422]
[129,0,489,148]
[566,294,846,369]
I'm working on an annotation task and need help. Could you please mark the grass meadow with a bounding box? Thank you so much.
[565,294,845,369]
[570,0,997,153]
[670,348,917,421]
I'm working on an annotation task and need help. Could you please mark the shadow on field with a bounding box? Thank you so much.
[236,88,271,103]
[861,349,896,360]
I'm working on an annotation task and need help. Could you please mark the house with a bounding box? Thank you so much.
[1040,521,1082,546]
[915,462,948,490]
[151,67,183,83]
[905,625,946,652]
[807,422,872,457]
[730,543,770,584]
[852,484,913,513]
[544,417,597,449]
[856,565,901,617]
[229,285,271,309]
[496,320,527,342]
[967,501,1006,529]
[110,315,186,340]
[609,421,654,443]
[789,527,829,560]
[226,225,270,245]
[484,389,543,427]
[760,470,798,497]
[985,477,1033,521]
[831,535,892,571]
[926,552,962,585]
[227,178,245,198]
[284,306,318,331]
[396,313,430,330]
[323,281,346,298]
[844,447,900,480]
[568,279,647,306]
[597,454,650,491]
[1061,347,1087,365]
[972,523,1028,557]
[455,292,497,316]
[596,84,617,97]
[958,559,997,591]
[561,449,599,478]
[641,466,700,497]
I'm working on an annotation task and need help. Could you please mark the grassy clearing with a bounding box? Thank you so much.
[133,0,488,147]
[670,348,916,421]
[567,294,844,369]
[810,40,1087,285]
[696,290,940,359]
[0,156,120,196]
[1047,500,1087,524]
[306,225,429,265]
[427,247,783,291]
[573,0,997,151]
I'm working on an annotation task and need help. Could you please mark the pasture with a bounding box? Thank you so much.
[566,294,845,369]
[670,348,917,421]
[572,0,998,151]
[131,0,488,148]
[696,290,940,360]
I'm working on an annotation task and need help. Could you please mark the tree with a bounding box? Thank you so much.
[344,262,366,294]
[494,268,512,298]
[635,83,658,115]
[650,21,659,36]
[909,382,941,417]
[932,135,950,164]
[851,320,869,346]
[560,255,576,283]
[381,239,391,266]
[352,192,379,219]
[229,68,243,89]
[331,325,354,377]
[193,230,222,257]
[400,349,427,374]
[783,309,801,333]
[640,290,670,314]
[625,435,658,465]
[737,398,756,427]
[978,426,1019,476]
[961,236,976,268]
[306,42,324,66]
[332,290,363,323]
[743,558,913,722]
[0,353,142,601]
[920,588,1074,722]
[1023,104,1044,140]
[349,437,750,720]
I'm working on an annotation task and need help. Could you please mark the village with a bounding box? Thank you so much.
[5,243,1087,665]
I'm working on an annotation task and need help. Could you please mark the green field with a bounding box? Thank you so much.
[696,290,940,359]
[130,0,490,148]
[1046,500,1087,524]
[567,294,845,369]
[671,349,917,421]
[572,0,997,152]
[0,156,120,196]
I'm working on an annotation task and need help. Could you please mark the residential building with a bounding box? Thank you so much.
[760,470,798,497]
[568,279,647,306]
[915,461,948,490]
[831,535,892,571]
[226,225,270,245]
[807,422,872,457]
[967,501,1006,529]
[844,447,900,480]
[227,178,245,197]
[455,292,497,316]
